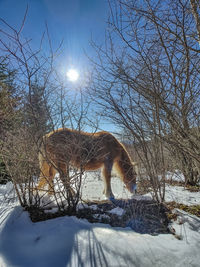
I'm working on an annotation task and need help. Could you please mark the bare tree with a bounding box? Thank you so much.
[0,11,98,216]
[190,0,200,45]
[89,0,200,198]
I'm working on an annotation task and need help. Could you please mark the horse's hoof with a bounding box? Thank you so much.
[109,196,115,201]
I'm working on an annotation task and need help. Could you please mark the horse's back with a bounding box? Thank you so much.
[44,128,118,147]
[41,128,121,168]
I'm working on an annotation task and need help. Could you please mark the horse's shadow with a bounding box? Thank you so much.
[81,196,170,235]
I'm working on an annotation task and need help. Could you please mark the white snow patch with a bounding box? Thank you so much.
[166,170,185,182]
[131,194,152,201]
[81,172,133,201]
[92,214,110,220]
[88,205,98,211]
[76,203,89,210]
[108,207,125,216]
[165,184,200,205]
[44,207,59,214]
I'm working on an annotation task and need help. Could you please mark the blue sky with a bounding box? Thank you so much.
[0,0,118,132]
[0,0,108,69]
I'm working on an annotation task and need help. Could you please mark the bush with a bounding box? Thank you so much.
[0,157,11,184]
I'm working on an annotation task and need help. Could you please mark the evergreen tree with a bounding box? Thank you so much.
[0,58,19,183]
[24,82,52,140]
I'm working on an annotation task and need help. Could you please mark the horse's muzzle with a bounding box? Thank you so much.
[131,184,137,194]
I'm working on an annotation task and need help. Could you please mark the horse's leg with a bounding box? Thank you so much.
[58,162,69,189]
[58,163,75,196]
[37,160,51,192]
[102,159,114,199]
[38,156,57,194]
[48,165,57,194]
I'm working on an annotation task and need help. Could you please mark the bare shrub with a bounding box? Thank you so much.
[0,11,96,217]
[120,111,167,202]
[2,128,39,207]
[2,126,86,216]
[89,0,200,195]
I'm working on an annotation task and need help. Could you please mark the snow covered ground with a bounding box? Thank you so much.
[81,171,133,201]
[0,172,200,267]
[164,184,200,206]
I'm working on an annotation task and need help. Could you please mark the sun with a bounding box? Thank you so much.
[66,68,79,82]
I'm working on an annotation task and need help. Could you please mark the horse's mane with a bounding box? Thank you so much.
[113,142,135,183]
[45,128,109,138]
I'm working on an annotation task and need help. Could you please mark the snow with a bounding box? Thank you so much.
[81,172,133,201]
[108,207,125,216]
[165,184,200,205]
[82,172,200,206]
[165,170,185,182]
[0,172,200,267]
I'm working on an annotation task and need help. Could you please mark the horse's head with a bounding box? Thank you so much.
[124,162,137,194]
[125,177,137,194]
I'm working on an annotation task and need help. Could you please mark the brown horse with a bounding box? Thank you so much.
[38,128,137,199]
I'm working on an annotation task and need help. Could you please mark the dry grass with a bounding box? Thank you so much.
[165,201,200,218]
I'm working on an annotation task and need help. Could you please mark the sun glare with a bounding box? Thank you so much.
[66,68,79,82]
